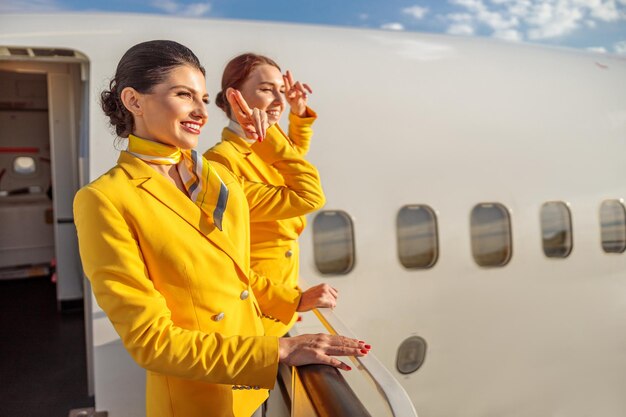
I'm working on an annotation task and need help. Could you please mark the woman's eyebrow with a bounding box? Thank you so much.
[258,81,283,87]
[169,85,202,94]
[170,85,209,99]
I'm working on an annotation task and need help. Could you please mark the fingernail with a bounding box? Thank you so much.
[364,344,371,349]
[345,365,352,371]
[359,340,365,344]
[360,349,368,354]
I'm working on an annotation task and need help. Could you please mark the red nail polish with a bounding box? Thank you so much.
[359,340,365,344]
[360,349,368,354]
[364,344,371,349]
[345,365,352,371]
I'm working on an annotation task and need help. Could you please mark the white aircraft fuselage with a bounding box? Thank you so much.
[1,12,625,417]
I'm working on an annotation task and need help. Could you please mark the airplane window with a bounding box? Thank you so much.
[396,335,427,375]
[599,200,626,253]
[397,205,438,269]
[540,202,573,258]
[312,210,355,275]
[13,156,36,175]
[470,203,512,267]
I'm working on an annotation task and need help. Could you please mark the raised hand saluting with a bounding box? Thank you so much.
[226,88,268,142]
[283,70,313,117]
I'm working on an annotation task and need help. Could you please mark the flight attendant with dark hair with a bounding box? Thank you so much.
[205,53,318,337]
[74,40,369,417]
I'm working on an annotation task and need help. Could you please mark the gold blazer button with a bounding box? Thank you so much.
[240,290,249,300]
[213,312,225,321]
[285,249,293,258]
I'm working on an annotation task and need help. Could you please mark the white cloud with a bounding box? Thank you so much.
[184,3,211,16]
[615,40,626,54]
[448,13,474,22]
[152,0,211,17]
[508,0,532,18]
[586,46,607,53]
[447,0,626,42]
[0,0,61,12]
[447,23,476,35]
[403,5,429,20]
[526,3,583,39]
[478,9,519,30]
[447,0,520,41]
[153,0,178,14]
[381,22,405,31]
[451,0,485,11]
[585,0,621,22]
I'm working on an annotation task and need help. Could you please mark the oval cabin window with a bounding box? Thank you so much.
[13,156,37,175]
[396,336,427,375]
[470,203,512,267]
[312,211,355,275]
[599,200,626,253]
[396,205,438,269]
[540,201,573,258]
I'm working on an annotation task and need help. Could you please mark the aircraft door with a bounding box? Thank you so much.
[47,72,82,304]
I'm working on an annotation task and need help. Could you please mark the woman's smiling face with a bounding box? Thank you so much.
[132,65,209,149]
[237,64,286,126]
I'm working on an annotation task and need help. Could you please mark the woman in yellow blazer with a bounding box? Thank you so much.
[205,54,318,337]
[74,41,368,417]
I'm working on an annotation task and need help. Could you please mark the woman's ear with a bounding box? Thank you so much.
[224,87,235,117]
[120,87,143,116]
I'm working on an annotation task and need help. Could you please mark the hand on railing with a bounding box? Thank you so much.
[278,333,370,371]
[311,308,419,417]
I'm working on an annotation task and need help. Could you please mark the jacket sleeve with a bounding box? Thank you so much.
[74,185,279,388]
[243,124,325,222]
[248,267,301,324]
[287,106,317,156]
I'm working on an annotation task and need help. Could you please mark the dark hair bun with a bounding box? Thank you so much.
[215,91,227,113]
[100,80,134,137]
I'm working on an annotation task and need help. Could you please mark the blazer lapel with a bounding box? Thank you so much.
[117,152,249,278]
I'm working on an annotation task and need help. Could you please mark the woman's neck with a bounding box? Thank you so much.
[146,162,188,195]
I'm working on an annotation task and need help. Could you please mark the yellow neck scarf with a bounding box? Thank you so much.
[127,134,228,231]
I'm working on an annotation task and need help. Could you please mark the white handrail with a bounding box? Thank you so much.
[312,308,419,417]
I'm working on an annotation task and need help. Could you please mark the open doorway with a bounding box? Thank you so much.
[0,48,93,415]
[0,50,87,307]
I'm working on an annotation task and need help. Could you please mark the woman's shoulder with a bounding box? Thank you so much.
[209,160,241,187]
[75,164,131,202]
[204,143,242,173]
[205,128,250,158]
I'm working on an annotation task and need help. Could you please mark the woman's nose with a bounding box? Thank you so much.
[193,102,209,119]
[273,91,285,106]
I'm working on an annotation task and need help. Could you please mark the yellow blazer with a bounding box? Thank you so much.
[74,125,324,417]
[204,109,318,337]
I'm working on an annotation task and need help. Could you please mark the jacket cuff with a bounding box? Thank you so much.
[289,106,317,124]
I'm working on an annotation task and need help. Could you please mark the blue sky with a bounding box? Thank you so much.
[2,0,626,54]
